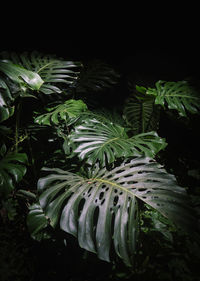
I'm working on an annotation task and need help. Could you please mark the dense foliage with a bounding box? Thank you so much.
[0,51,200,281]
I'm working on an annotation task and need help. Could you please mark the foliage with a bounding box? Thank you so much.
[0,50,200,280]
[146,80,200,117]
[0,51,82,95]
[30,157,197,266]
[123,85,160,134]
[0,143,27,197]
[68,118,167,166]
[35,99,88,126]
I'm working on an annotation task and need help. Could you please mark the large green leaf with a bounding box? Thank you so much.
[35,99,87,126]
[68,118,167,166]
[0,60,44,91]
[123,85,160,134]
[0,51,82,95]
[0,78,15,122]
[76,59,120,93]
[0,144,28,197]
[147,80,200,117]
[34,157,197,266]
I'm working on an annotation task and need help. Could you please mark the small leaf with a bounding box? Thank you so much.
[0,146,28,197]
[27,203,50,241]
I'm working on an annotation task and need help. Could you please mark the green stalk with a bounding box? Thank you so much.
[141,103,145,133]
[15,102,21,152]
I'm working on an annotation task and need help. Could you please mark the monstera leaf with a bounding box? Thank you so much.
[0,78,15,122]
[31,157,197,266]
[0,144,28,197]
[76,59,120,93]
[147,80,200,117]
[35,99,88,126]
[123,85,160,134]
[0,51,82,95]
[0,60,44,91]
[68,118,167,166]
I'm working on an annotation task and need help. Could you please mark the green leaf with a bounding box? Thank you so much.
[147,80,200,117]
[0,145,28,197]
[0,60,44,91]
[0,78,15,122]
[27,203,50,241]
[76,59,120,93]
[123,86,160,134]
[36,157,197,266]
[0,51,82,94]
[35,99,88,126]
[68,118,167,166]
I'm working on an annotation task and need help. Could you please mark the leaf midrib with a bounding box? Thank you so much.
[37,61,55,74]
[87,178,134,198]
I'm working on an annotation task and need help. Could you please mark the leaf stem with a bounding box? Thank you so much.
[15,102,21,152]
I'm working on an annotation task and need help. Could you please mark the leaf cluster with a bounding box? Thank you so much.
[0,51,200,273]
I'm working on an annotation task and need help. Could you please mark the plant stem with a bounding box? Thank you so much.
[15,102,21,153]
[141,103,145,133]
[25,129,37,181]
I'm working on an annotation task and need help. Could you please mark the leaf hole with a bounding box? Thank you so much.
[100,198,105,205]
[99,192,104,200]
[138,188,147,192]
[88,186,93,194]
[113,196,119,206]
[127,181,138,184]
[78,198,86,216]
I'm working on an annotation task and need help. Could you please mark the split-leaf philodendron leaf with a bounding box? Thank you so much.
[68,118,167,166]
[147,80,200,117]
[29,157,198,266]
[35,99,88,126]
[0,60,44,91]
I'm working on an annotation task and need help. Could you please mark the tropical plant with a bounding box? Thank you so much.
[0,50,200,280]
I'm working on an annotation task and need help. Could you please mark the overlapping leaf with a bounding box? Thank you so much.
[0,144,28,197]
[33,157,197,266]
[68,118,167,166]
[124,85,160,134]
[0,51,82,94]
[0,78,15,122]
[0,60,44,91]
[147,80,200,117]
[35,99,88,126]
[76,59,120,93]
[27,203,51,241]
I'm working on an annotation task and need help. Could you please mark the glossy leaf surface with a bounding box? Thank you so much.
[35,157,196,266]
[68,118,167,166]
[0,60,44,90]
[0,145,28,197]
[147,80,200,117]
[0,78,15,122]
[35,99,87,126]
[124,85,160,134]
[0,51,82,94]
